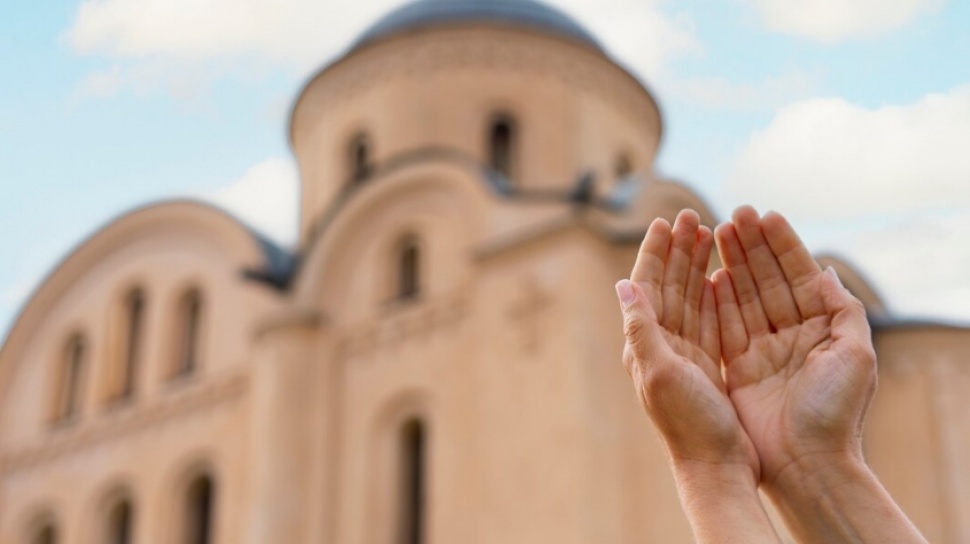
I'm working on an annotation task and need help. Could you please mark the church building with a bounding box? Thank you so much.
[3,0,970,542]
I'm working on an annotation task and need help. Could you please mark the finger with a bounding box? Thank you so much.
[732,206,800,329]
[661,210,700,332]
[699,279,721,370]
[681,226,714,343]
[820,267,876,367]
[712,269,748,361]
[616,279,666,373]
[761,211,825,319]
[714,222,771,337]
[631,218,673,320]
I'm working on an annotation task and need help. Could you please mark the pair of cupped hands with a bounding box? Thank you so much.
[615,205,876,494]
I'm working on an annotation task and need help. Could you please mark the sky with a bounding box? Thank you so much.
[1,0,969,341]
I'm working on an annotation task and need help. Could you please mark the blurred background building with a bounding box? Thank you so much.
[2,0,969,542]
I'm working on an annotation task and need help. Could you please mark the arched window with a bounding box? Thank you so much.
[398,237,420,300]
[174,289,203,377]
[52,333,85,424]
[399,419,425,544]
[32,523,57,544]
[184,475,215,544]
[105,499,133,544]
[111,288,145,400]
[349,133,372,182]
[614,153,633,179]
[488,114,516,180]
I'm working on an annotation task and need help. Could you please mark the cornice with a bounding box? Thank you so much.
[1,371,249,475]
[333,290,471,362]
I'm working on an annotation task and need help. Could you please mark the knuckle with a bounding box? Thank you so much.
[623,313,645,344]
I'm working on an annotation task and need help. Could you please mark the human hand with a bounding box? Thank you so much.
[712,206,877,487]
[616,210,758,477]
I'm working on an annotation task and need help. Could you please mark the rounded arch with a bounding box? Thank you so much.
[346,130,374,183]
[485,110,519,181]
[87,479,137,544]
[0,199,286,402]
[292,160,494,314]
[365,388,433,544]
[48,328,88,425]
[390,231,423,302]
[19,504,60,544]
[167,283,207,379]
[162,450,222,544]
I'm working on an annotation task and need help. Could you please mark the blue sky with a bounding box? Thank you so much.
[2,0,969,341]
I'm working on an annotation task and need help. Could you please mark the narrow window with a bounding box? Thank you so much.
[32,523,57,544]
[185,475,215,544]
[115,288,145,400]
[349,133,372,182]
[174,289,203,377]
[614,154,633,179]
[398,237,420,300]
[53,334,85,424]
[106,499,133,544]
[489,115,516,180]
[400,419,425,544]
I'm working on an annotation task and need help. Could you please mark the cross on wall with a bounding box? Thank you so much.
[508,277,554,353]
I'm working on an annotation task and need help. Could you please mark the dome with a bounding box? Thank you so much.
[352,0,603,52]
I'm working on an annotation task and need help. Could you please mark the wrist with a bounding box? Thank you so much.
[671,460,780,543]
[764,449,866,501]
[672,458,760,493]
[764,451,926,543]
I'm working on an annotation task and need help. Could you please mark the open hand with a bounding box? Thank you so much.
[712,206,877,486]
[617,210,759,477]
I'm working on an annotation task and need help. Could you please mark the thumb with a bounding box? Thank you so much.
[821,267,876,365]
[616,279,663,363]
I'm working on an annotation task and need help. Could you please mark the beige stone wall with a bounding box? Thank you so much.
[0,203,283,543]
[3,12,970,544]
[867,327,970,543]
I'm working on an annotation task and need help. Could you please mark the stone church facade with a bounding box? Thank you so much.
[3,1,970,542]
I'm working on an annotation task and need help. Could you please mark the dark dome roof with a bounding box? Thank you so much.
[353,0,602,52]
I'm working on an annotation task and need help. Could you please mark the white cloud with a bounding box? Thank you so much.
[663,67,821,111]
[65,0,401,72]
[726,85,970,220]
[73,64,125,100]
[555,1,700,81]
[807,212,970,323]
[64,0,698,88]
[203,157,300,247]
[747,0,944,43]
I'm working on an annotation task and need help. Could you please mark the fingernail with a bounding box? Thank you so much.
[615,280,636,308]
[825,266,843,287]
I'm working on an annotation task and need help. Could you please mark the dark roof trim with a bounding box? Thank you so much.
[352,0,603,53]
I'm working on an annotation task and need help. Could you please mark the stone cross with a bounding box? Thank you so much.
[508,277,553,353]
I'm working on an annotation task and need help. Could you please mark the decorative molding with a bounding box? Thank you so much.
[296,30,659,141]
[474,213,580,262]
[1,371,249,474]
[253,307,325,340]
[334,291,470,361]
